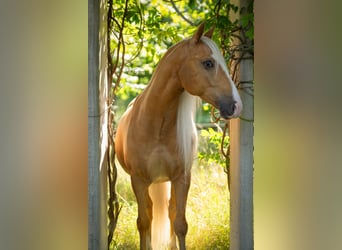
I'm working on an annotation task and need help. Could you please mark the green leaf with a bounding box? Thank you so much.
[246,28,254,40]
[188,0,195,9]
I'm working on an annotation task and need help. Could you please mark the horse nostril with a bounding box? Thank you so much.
[229,102,237,115]
[219,100,239,119]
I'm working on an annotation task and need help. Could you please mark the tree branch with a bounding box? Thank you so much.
[168,0,195,26]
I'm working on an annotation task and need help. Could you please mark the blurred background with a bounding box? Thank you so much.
[0,0,342,249]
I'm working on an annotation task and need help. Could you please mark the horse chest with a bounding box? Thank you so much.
[144,145,180,183]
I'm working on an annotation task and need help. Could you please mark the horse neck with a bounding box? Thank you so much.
[129,41,197,169]
[137,42,188,118]
[135,41,198,171]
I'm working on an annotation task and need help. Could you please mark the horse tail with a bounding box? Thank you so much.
[148,181,171,249]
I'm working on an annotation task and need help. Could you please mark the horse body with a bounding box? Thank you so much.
[116,42,196,180]
[115,23,242,250]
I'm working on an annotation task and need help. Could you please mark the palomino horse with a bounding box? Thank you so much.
[115,23,242,250]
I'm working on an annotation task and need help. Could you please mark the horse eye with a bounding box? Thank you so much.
[202,59,215,70]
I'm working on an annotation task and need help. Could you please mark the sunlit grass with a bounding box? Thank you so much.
[111,147,230,250]
[186,162,230,250]
[110,168,139,250]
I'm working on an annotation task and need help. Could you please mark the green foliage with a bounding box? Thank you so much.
[240,4,254,41]
[198,128,229,168]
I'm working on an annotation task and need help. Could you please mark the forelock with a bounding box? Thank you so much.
[200,36,231,80]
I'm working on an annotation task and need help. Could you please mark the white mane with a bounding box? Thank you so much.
[176,91,199,173]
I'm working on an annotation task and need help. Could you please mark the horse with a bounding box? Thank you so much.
[115,23,242,250]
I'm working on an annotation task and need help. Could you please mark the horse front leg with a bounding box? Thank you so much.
[131,176,153,250]
[168,184,177,250]
[172,173,191,250]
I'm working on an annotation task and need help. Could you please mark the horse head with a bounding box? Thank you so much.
[178,23,242,119]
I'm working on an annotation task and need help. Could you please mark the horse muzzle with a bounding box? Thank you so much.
[219,99,242,120]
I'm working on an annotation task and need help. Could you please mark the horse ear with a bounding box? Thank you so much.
[204,25,215,38]
[191,22,205,44]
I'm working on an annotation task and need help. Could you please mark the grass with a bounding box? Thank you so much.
[110,154,230,249]
[186,162,230,250]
